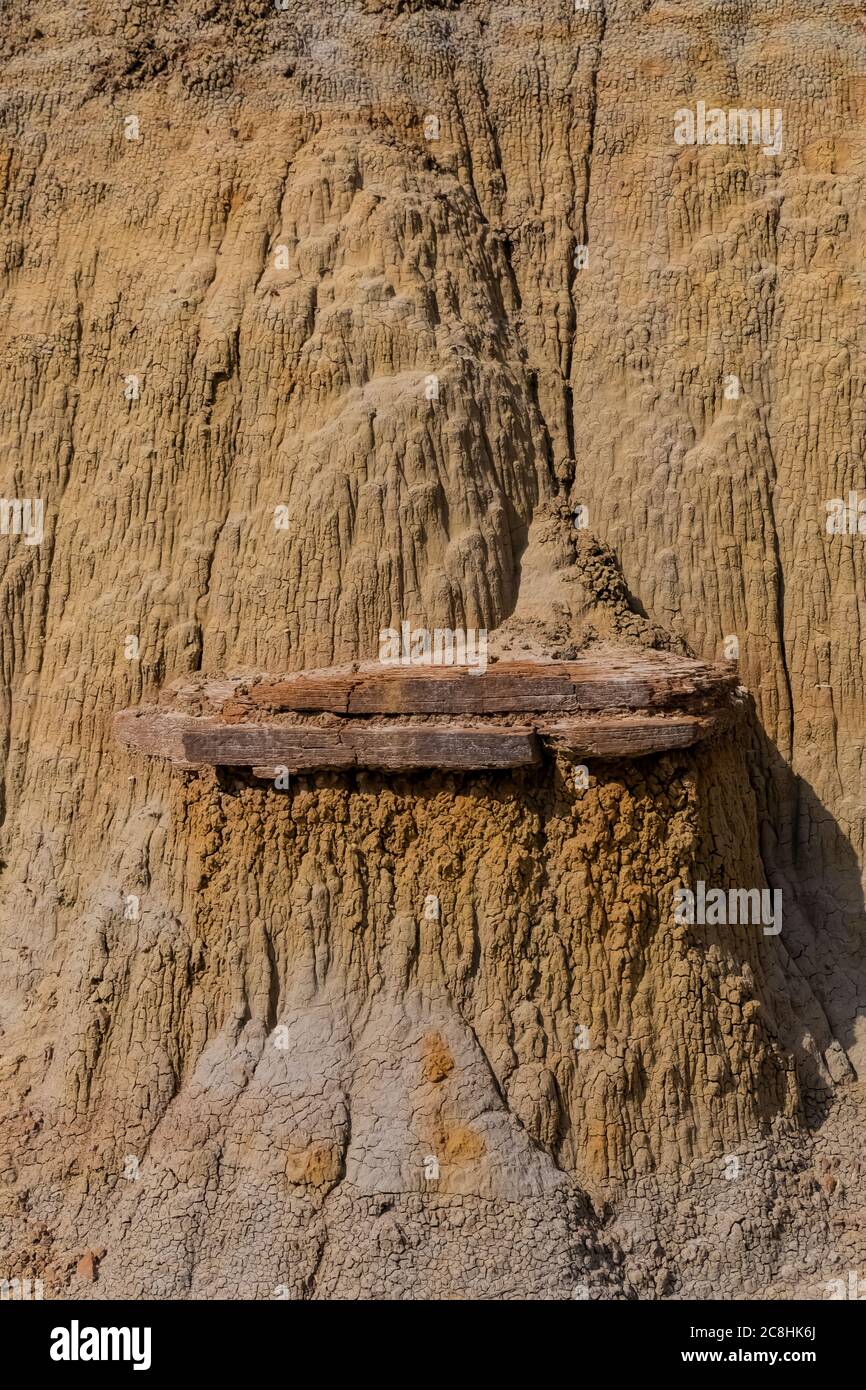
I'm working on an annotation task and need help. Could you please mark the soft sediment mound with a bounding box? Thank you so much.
[2,705,859,1299]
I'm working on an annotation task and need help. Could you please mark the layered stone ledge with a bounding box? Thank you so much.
[114,646,743,773]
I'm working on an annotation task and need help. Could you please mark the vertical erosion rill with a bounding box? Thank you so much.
[0,0,864,1301]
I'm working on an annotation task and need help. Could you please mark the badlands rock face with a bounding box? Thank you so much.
[0,0,864,1299]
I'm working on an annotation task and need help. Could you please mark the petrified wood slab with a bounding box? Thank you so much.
[114,648,742,772]
[244,651,738,716]
[114,712,541,772]
[539,715,720,758]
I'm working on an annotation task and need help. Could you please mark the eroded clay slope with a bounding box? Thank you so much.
[0,0,864,1299]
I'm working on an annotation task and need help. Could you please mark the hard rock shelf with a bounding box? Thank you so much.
[114,648,744,773]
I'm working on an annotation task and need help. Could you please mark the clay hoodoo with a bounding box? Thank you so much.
[114,646,744,772]
[4,0,864,1308]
